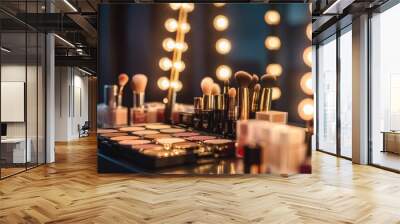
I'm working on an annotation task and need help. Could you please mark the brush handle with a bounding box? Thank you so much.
[259,88,272,112]
[202,95,214,110]
[237,87,249,120]
[133,92,145,108]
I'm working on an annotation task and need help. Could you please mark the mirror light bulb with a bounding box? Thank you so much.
[216,38,231,55]
[216,65,232,81]
[169,3,181,10]
[266,64,283,77]
[264,10,280,25]
[306,23,312,40]
[265,36,281,50]
[162,38,175,52]
[213,15,229,31]
[303,46,312,67]
[272,87,281,100]
[170,80,183,92]
[157,77,170,90]
[300,72,313,95]
[298,98,314,121]
[173,61,185,72]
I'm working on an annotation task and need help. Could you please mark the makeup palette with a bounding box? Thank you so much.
[118,126,146,132]
[160,128,186,134]
[98,123,235,170]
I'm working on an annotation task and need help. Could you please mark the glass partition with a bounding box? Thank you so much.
[370,3,400,171]
[317,36,337,155]
[339,28,352,158]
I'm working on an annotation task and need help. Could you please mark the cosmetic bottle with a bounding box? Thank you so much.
[213,94,225,134]
[97,85,128,128]
[201,94,214,132]
[192,97,203,129]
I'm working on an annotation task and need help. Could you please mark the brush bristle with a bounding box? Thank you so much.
[249,74,259,89]
[228,88,236,98]
[131,74,148,93]
[211,83,221,95]
[260,74,278,88]
[118,73,129,87]
[254,83,261,92]
[234,71,252,88]
[201,77,214,95]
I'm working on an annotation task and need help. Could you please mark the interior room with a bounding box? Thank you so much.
[0,0,400,223]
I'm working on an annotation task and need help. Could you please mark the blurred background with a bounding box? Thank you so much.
[98,3,311,126]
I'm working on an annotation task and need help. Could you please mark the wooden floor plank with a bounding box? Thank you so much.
[0,136,400,223]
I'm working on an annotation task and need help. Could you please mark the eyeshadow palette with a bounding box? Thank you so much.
[98,123,236,170]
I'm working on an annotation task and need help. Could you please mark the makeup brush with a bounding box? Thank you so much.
[259,74,277,112]
[250,84,261,117]
[211,83,221,96]
[227,88,236,120]
[224,87,237,138]
[234,71,252,120]
[131,74,148,108]
[249,74,259,111]
[117,73,129,106]
[201,77,214,110]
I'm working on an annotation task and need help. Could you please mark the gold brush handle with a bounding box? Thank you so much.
[238,87,249,120]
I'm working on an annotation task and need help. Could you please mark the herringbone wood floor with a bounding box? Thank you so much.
[1,136,400,224]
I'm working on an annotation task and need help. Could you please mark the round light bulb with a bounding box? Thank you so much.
[272,87,281,100]
[265,36,281,50]
[216,65,232,81]
[300,72,313,95]
[174,42,188,52]
[170,80,183,92]
[169,3,181,10]
[157,77,170,90]
[306,23,312,40]
[266,64,283,77]
[298,98,314,121]
[163,97,169,104]
[162,38,175,52]
[216,38,231,55]
[214,3,226,7]
[182,3,194,12]
[173,61,185,72]
[264,10,280,25]
[213,15,229,31]
[180,23,191,33]
[159,57,172,71]
[303,46,312,67]
[165,18,178,32]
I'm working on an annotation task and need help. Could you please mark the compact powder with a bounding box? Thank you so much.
[172,132,200,137]
[143,134,171,140]
[119,139,151,146]
[145,124,171,130]
[131,130,160,136]
[100,132,128,138]
[156,137,186,145]
[97,129,118,134]
[110,136,140,141]
[204,139,233,145]
[185,135,217,142]
[118,126,146,132]
[132,144,164,151]
[160,128,186,134]
[173,141,198,149]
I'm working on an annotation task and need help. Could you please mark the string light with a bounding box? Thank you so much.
[266,64,283,77]
[300,72,313,95]
[298,98,314,121]
[214,3,226,7]
[303,46,312,67]
[157,77,170,90]
[170,80,183,92]
[213,15,229,31]
[265,36,281,50]
[159,57,172,71]
[216,65,232,81]
[272,87,281,100]
[180,23,191,33]
[264,10,280,25]
[306,23,312,40]
[162,38,175,52]
[216,38,231,54]
[169,3,181,10]
[173,61,185,72]
[165,18,178,32]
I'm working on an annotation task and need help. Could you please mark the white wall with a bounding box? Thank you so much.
[54,67,89,141]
